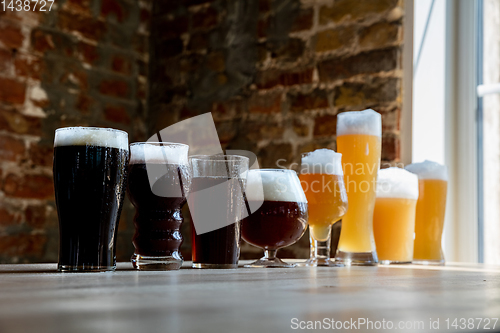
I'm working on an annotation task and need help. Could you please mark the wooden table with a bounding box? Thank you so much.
[0,261,498,332]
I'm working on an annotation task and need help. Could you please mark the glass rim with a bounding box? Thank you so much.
[300,150,342,158]
[55,126,128,136]
[249,168,297,173]
[130,141,189,148]
[189,154,249,162]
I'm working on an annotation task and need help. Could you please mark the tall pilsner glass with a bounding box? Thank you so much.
[335,109,381,265]
[406,160,448,265]
[53,127,129,272]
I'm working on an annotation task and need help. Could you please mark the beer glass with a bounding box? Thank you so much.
[406,160,448,265]
[53,127,129,272]
[189,155,249,269]
[335,109,381,265]
[373,168,419,264]
[299,149,348,267]
[241,169,308,268]
[128,142,191,270]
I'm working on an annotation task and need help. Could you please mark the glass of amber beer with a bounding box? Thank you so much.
[373,168,419,264]
[242,169,308,268]
[334,109,381,265]
[406,160,448,265]
[53,127,129,272]
[299,149,348,267]
[128,142,191,270]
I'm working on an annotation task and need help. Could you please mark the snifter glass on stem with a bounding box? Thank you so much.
[299,149,348,267]
[127,142,191,270]
[241,169,308,268]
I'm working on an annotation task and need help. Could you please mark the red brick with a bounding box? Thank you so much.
[382,134,399,161]
[60,67,88,90]
[0,109,42,135]
[188,32,209,52]
[3,173,54,199]
[101,0,127,22]
[359,22,399,49]
[192,7,218,30]
[99,79,129,98]
[0,207,21,227]
[0,234,47,256]
[291,8,314,32]
[14,55,43,80]
[25,205,46,229]
[0,77,25,105]
[248,92,282,114]
[63,0,91,14]
[259,143,293,168]
[259,0,271,13]
[334,78,399,108]
[104,105,131,125]
[111,55,132,75]
[0,134,25,163]
[0,48,12,73]
[78,42,99,64]
[290,89,329,112]
[58,11,107,41]
[140,8,150,25]
[0,21,23,49]
[75,94,93,115]
[256,68,314,89]
[319,0,398,24]
[29,142,53,167]
[31,29,55,53]
[293,119,309,137]
[245,122,284,141]
[154,16,188,40]
[315,26,356,53]
[267,38,305,62]
[313,114,337,137]
[257,17,270,38]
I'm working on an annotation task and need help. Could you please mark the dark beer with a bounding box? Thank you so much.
[53,127,128,272]
[241,200,307,249]
[128,159,190,270]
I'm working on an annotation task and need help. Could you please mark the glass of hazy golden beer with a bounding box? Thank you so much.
[299,149,348,267]
[405,160,448,265]
[334,109,381,266]
[373,168,419,264]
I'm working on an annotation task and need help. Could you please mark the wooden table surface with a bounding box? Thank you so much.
[0,261,498,333]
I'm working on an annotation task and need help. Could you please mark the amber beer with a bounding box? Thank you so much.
[299,149,348,266]
[335,109,381,265]
[373,168,419,264]
[53,127,129,272]
[406,161,448,265]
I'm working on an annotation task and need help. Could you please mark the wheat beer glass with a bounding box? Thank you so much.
[53,127,129,272]
[406,161,448,265]
[128,142,191,270]
[373,168,419,264]
[299,149,348,267]
[335,109,381,265]
[189,155,249,269]
[242,169,308,268]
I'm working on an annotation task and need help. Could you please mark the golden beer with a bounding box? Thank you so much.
[335,109,381,265]
[406,161,448,265]
[299,149,348,266]
[372,168,419,264]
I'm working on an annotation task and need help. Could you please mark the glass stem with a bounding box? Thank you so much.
[264,249,277,260]
[310,232,331,261]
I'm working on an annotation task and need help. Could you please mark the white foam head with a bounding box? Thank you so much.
[301,149,343,175]
[130,142,189,165]
[376,167,419,199]
[54,127,128,150]
[405,160,448,181]
[245,169,307,203]
[336,109,382,137]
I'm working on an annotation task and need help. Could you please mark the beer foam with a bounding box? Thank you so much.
[301,149,343,175]
[376,167,419,199]
[336,109,382,137]
[129,143,189,165]
[245,169,307,203]
[54,127,128,150]
[405,160,448,181]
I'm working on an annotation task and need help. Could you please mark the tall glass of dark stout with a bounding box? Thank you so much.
[242,169,308,268]
[128,142,191,270]
[189,155,249,269]
[53,127,129,272]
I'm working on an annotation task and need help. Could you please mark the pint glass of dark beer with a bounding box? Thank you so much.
[128,142,191,270]
[189,155,249,269]
[53,127,129,272]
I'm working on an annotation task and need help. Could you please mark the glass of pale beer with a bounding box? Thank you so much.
[334,109,381,265]
[299,149,348,267]
[373,168,419,264]
[406,160,448,265]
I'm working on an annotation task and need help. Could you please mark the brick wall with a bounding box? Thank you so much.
[0,0,150,263]
[149,0,406,260]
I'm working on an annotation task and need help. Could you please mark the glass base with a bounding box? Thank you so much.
[192,263,238,269]
[131,253,183,271]
[58,264,115,272]
[244,257,296,268]
[335,250,378,266]
[379,260,412,265]
[412,259,445,266]
[297,258,344,267]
